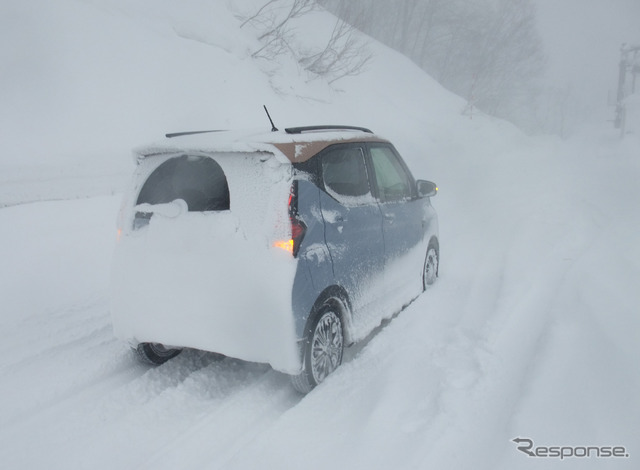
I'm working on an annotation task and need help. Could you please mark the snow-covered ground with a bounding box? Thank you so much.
[1,1,638,469]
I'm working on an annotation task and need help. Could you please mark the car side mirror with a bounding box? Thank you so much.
[417,180,438,197]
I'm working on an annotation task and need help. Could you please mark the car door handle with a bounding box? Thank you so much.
[323,210,345,224]
[384,213,395,223]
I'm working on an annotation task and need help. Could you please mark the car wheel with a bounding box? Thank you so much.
[423,243,439,289]
[291,307,344,394]
[135,342,182,365]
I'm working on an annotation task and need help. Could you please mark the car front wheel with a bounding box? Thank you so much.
[423,243,439,288]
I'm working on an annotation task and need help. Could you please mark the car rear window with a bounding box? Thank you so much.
[136,155,230,211]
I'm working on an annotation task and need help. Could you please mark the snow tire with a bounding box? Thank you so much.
[423,241,439,289]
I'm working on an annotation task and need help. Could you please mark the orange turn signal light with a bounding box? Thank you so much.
[274,239,294,254]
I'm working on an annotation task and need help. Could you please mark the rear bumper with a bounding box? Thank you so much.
[110,230,301,374]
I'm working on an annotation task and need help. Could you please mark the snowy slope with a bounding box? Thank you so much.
[1,1,639,469]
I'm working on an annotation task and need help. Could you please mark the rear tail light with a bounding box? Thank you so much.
[274,181,306,257]
[289,218,306,257]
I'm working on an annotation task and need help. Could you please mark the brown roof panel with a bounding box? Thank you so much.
[272,134,389,162]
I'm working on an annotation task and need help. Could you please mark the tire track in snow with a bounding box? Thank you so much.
[135,369,301,470]
[408,147,629,468]
[0,336,299,469]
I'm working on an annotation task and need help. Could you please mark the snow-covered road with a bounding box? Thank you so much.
[0,131,638,470]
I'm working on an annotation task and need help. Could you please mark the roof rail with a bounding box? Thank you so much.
[285,125,373,134]
[165,130,225,138]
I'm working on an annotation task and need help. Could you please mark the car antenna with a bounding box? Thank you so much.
[263,105,279,132]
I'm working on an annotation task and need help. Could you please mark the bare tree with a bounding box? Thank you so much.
[238,0,371,84]
[299,20,372,84]
[240,0,316,59]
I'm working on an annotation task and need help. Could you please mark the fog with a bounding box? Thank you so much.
[319,0,639,135]
[535,0,640,124]
[1,0,638,176]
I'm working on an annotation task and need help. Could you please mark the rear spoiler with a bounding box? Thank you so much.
[165,130,225,138]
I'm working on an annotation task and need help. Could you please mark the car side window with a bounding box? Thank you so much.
[321,146,374,205]
[370,146,414,202]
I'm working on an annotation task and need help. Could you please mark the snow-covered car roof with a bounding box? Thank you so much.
[134,126,389,164]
